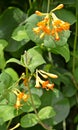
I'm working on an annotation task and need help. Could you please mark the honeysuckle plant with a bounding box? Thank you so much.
[0,1,77,130]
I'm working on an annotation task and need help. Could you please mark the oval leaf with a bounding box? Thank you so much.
[20,113,38,128]
[38,106,56,120]
[0,105,21,124]
[27,46,46,73]
[12,26,30,42]
[50,44,70,62]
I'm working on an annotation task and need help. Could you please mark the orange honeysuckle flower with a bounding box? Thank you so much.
[52,14,70,31]
[51,13,70,40]
[35,70,58,90]
[51,29,60,41]
[41,26,51,34]
[33,4,70,41]
[42,80,54,90]
[13,89,29,110]
[13,89,24,99]
[33,15,51,38]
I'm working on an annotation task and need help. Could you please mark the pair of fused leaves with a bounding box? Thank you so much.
[3,6,75,63]
[23,9,76,62]
[12,8,76,62]
[0,6,76,65]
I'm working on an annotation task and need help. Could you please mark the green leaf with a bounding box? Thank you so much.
[0,105,20,124]
[6,58,24,67]
[50,44,70,62]
[53,0,75,4]
[0,72,13,94]
[0,7,27,52]
[55,70,77,97]
[41,89,70,125]
[12,26,30,42]
[53,98,70,125]
[6,92,16,105]
[4,68,19,81]
[62,75,77,97]
[0,7,26,39]
[27,46,46,73]
[38,106,56,120]
[25,14,43,44]
[0,40,8,69]
[0,124,7,130]
[20,113,38,128]
[31,87,43,97]
[0,48,5,70]
[0,39,8,49]
[44,31,70,48]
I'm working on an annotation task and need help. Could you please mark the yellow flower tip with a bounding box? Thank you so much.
[48,73,58,78]
[63,22,70,30]
[56,4,64,10]
[55,36,60,41]
[35,85,41,88]
[35,10,43,16]
[46,83,55,91]
[33,27,41,34]
[52,4,64,12]
[40,32,45,38]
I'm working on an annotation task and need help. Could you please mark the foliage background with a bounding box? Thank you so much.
[0,0,78,130]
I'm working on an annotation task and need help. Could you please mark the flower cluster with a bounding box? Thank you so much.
[13,89,29,110]
[33,4,70,40]
[35,70,58,90]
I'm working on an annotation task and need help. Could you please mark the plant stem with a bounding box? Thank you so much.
[7,119,12,129]
[47,0,50,13]
[9,123,20,130]
[27,76,52,130]
[63,120,66,130]
[29,0,32,8]
[48,52,53,64]
[72,8,78,73]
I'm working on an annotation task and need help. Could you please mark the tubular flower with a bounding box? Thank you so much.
[33,4,70,40]
[33,15,51,38]
[35,11,43,16]
[51,13,70,40]
[13,89,29,110]
[35,70,58,91]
